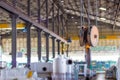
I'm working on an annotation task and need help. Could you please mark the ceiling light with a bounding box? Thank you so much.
[99,7,106,11]
[100,17,106,21]
[71,16,74,18]
[61,0,64,3]
[75,22,78,24]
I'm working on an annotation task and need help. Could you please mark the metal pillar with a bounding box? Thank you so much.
[11,14,18,68]
[66,44,69,57]
[45,33,49,62]
[38,0,41,23]
[27,0,31,16]
[52,37,55,58]
[61,42,64,54]
[37,29,42,61]
[85,44,91,79]
[57,40,60,55]
[26,23,32,67]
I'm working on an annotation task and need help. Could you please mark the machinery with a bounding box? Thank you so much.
[30,62,53,79]
[79,25,99,79]
[53,55,73,80]
[105,65,117,79]
[30,55,73,80]
[74,62,96,79]
[78,63,87,77]
[79,25,99,47]
[0,68,34,80]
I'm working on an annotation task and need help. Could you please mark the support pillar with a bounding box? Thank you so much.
[66,44,69,57]
[45,33,49,62]
[11,14,18,68]
[61,42,64,55]
[85,44,91,79]
[26,23,32,67]
[52,37,55,58]
[57,40,60,55]
[37,29,42,61]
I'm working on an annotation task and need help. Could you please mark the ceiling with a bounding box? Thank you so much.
[0,0,120,38]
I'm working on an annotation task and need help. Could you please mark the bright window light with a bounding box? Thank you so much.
[75,22,78,24]
[99,7,106,11]
[71,16,74,18]
[100,17,106,21]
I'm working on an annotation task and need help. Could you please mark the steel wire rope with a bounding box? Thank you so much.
[95,0,98,26]
[78,0,84,47]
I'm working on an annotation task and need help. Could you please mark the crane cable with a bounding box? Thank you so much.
[95,0,98,26]
[80,0,83,27]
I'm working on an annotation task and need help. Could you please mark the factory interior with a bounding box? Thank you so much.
[0,0,120,80]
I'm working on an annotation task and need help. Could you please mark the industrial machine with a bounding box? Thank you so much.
[78,63,87,76]
[79,25,99,79]
[105,65,117,79]
[30,55,73,80]
[0,68,34,80]
[53,55,73,80]
[30,62,53,79]
[74,62,96,78]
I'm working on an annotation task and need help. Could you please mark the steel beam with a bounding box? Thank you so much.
[27,0,31,16]
[46,0,48,28]
[52,0,67,34]
[40,0,46,9]
[52,2,55,32]
[57,40,60,55]
[113,1,120,30]
[0,1,67,43]
[52,37,55,58]
[11,14,18,68]
[26,22,32,67]
[12,0,17,7]
[61,14,64,37]
[57,6,60,35]
[37,29,42,61]
[45,33,49,62]
[38,0,41,23]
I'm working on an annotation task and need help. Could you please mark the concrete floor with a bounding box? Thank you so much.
[95,73,106,80]
[79,73,115,80]
[94,73,115,80]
